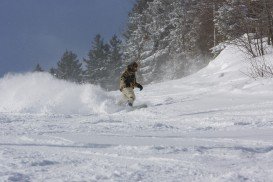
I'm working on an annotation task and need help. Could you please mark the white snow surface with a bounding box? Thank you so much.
[1,45,273,181]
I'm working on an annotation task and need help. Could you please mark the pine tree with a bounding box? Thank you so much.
[85,34,110,86]
[49,67,57,77]
[33,64,44,72]
[123,0,155,83]
[107,34,123,90]
[56,50,83,83]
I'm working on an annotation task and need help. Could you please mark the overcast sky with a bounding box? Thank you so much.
[0,0,135,77]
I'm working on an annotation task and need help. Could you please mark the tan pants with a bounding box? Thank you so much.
[119,87,135,105]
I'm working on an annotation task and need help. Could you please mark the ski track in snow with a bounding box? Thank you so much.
[1,46,273,181]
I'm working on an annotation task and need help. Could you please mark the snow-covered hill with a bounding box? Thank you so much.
[1,45,273,181]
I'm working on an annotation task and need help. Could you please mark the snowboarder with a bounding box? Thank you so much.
[119,61,143,106]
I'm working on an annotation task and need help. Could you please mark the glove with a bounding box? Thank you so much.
[137,84,143,91]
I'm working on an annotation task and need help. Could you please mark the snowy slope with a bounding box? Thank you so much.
[1,45,273,181]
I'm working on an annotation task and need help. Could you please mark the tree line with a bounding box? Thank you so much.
[34,0,273,87]
[124,0,273,83]
[215,0,273,57]
[34,34,123,90]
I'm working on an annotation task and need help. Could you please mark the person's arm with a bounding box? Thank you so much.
[136,83,143,91]
[134,75,143,91]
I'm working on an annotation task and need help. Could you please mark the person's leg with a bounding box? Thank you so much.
[127,88,136,106]
[122,88,135,106]
[117,95,127,105]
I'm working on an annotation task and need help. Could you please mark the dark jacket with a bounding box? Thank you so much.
[120,63,140,91]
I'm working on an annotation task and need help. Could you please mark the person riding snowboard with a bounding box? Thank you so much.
[119,61,143,106]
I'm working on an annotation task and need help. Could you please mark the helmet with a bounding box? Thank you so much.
[132,62,138,68]
[128,62,138,72]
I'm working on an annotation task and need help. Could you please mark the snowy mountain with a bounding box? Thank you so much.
[1,45,273,181]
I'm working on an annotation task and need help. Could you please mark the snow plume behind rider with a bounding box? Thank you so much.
[0,72,118,114]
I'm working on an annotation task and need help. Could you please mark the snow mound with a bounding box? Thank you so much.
[143,44,273,101]
[193,45,273,93]
[0,72,118,114]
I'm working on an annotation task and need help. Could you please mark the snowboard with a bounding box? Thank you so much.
[131,103,148,110]
[117,100,148,110]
